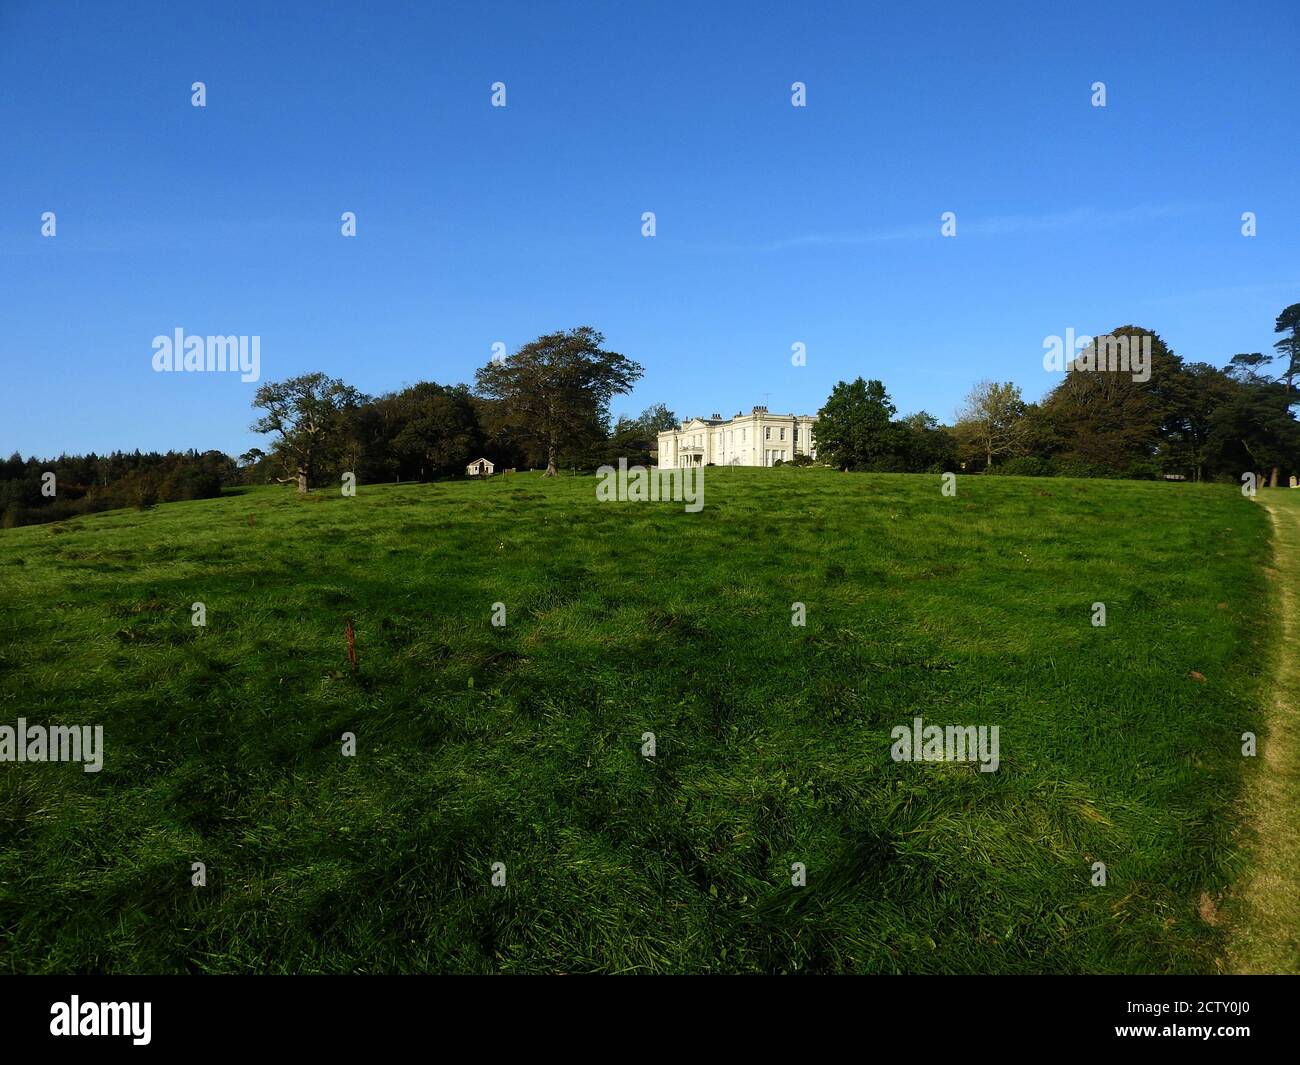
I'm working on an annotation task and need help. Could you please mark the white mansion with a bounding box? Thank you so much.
[657,405,818,468]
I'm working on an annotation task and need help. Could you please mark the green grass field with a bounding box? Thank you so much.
[0,469,1278,973]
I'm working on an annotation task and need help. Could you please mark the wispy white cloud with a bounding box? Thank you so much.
[686,203,1197,254]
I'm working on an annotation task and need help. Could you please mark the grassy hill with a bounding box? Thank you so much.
[0,468,1276,973]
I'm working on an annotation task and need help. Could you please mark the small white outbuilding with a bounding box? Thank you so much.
[466,457,495,476]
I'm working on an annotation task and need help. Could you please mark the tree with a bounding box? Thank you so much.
[1273,303,1300,400]
[1227,352,1273,386]
[602,414,656,467]
[1216,341,1300,488]
[474,327,643,476]
[894,411,958,472]
[954,380,1029,469]
[385,382,481,480]
[1160,362,1236,482]
[814,378,897,470]
[1035,370,1158,475]
[472,396,540,471]
[636,402,679,435]
[340,400,391,483]
[1030,327,1193,478]
[1208,380,1300,488]
[584,403,677,468]
[250,373,368,493]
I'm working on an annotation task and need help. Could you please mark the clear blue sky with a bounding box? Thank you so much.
[3,0,1297,459]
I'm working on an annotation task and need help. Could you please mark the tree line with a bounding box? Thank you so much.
[0,450,235,529]
[239,327,662,492]
[816,309,1300,486]
[1,328,662,527]
[4,309,1297,528]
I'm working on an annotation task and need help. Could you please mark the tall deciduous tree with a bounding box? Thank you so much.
[474,327,643,476]
[954,380,1029,469]
[251,373,368,493]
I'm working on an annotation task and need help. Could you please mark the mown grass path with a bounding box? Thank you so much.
[1228,492,1300,974]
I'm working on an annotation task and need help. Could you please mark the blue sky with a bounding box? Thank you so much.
[2,0,1297,458]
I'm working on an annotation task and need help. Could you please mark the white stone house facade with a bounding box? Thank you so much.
[657,406,817,468]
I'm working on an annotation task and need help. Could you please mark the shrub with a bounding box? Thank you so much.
[996,456,1052,477]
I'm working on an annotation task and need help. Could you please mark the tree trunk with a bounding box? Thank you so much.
[297,469,308,493]
[1271,466,1280,488]
[544,442,558,477]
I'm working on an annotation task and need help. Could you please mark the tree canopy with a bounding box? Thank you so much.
[474,327,644,476]
[250,373,369,492]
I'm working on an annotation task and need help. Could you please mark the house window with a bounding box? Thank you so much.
[765,427,771,440]
[779,428,785,441]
